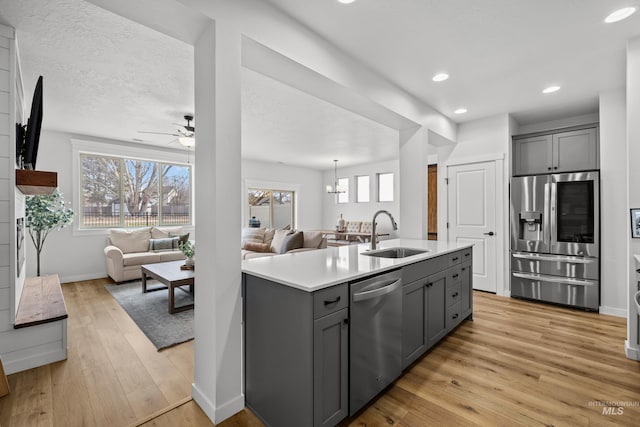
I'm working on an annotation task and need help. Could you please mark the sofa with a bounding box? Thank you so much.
[241,227,327,260]
[104,226,189,283]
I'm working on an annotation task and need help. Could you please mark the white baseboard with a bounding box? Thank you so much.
[59,272,108,284]
[624,340,640,361]
[192,383,244,424]
[599,306,627,318]
[4,348,67,375]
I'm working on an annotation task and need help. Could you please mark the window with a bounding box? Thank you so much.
[356,175,370,203]
[248,188,295,229]
[378,172,394,202]
[80,154,192,228]
[337,178,349,204]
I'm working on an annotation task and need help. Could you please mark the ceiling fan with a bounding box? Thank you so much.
[138,114,195,148]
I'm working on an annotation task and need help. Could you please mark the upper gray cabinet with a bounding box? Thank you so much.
[513,126,599,176]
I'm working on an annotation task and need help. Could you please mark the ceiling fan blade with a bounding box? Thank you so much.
[138,131,180,136]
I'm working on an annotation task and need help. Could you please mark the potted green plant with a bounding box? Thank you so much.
[178,240,195,266]
[25,189,74,276]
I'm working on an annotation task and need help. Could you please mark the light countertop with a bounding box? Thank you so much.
[241,238,473,292]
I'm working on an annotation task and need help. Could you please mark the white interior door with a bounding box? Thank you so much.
[447,161,497,293]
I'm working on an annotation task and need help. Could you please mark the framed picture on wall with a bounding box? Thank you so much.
[631,209,640,238]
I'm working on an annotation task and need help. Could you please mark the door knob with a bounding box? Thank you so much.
[484,231,495,236]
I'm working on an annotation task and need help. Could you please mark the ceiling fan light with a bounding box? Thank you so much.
[179,136,195,147]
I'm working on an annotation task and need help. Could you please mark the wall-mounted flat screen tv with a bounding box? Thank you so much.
[16,75,43,170]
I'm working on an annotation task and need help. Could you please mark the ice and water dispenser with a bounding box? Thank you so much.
[517,211,543,241]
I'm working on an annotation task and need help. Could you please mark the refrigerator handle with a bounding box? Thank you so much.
[543,182,551,247]
[549,181,557,249]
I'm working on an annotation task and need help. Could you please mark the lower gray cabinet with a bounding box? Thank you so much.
[244,274,348,427]
[426,270,447,347]
[313,308,348,427]
[460,261,473,315]
[402,278,427,368]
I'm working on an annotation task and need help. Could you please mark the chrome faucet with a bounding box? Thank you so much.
[371,210,398,250]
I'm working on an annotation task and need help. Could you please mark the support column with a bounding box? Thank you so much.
[626,36,640,360]
[192,21,244,420]
[399,126,429,239]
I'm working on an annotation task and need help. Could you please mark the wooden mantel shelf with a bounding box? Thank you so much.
[15,169,57,195]
[15,275,68,329]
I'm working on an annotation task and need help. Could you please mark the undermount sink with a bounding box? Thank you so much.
[361,247,429,259]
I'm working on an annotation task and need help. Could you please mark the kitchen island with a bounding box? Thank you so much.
[242,239,473,427]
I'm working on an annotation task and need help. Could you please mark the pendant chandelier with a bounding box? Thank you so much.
[326,160,346,194]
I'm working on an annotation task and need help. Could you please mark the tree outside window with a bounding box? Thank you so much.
[80,154,192,228]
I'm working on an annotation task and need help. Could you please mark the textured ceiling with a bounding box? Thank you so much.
[265,0,640,124]
[0,0,194,147]
[2,0,639,170]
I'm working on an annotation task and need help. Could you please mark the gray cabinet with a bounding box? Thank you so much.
[401,249,473,369]
[244,275,348,427]
[313,308,348,427]
[513,126,598,176]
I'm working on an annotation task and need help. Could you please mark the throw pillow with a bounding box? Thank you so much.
[244,241,271,253]
[110,228,151,254]
[263,228,276,247]
[302,231,324,249]
[151,226,183,239]
[241,227,266,247]
[150,237,179,252]
[169,232,190,247]
[270,229,292,254]
[281,231,304,254]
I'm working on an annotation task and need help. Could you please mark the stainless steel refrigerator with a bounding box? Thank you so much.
[510,171,600,310]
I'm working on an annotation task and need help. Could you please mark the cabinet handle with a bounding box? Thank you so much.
[452,273,459,279]
[343,318,349,325]
[548,167,552,170]
[324,296,341,305]
[554,166,558,170]
[452,257,459,262]
[465,253,470,257]
[452,292,459,297]
[461,268,466,272]
[452,313,459,319]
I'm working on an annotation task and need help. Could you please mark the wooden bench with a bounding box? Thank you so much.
[15,275,68,329]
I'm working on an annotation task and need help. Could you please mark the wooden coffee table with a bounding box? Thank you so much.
[141,261,194,314]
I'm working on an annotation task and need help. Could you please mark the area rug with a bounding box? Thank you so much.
[105,281,193,351]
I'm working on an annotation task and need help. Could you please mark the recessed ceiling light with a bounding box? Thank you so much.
[604,7,637,23]
[432,73,449,82]
[454,108,467,114]
[542,86,561,94]
[337,0,356,4]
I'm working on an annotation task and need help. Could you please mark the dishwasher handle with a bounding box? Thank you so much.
[352,278,402,302]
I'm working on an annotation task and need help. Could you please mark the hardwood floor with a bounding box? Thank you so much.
[2,282,639,426]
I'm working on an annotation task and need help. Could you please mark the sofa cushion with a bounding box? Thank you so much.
[244,252,277,260]
[302,231,324,249]
[150,237,178,252]
[159,251,186,262]
[281,231,304,253]
[263,228,276,246]
[244,241,271,253]
[360,222,373,234]
[110,228,151,254]
[242,227,266,246]
[123,252,161,266]
[151,226,184,239]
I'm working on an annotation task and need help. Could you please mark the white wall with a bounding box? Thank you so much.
[626,36,640,359]
[241,158,323,230]
[322,159,400,237]
[437,114,510,295]
[599,89,627,316]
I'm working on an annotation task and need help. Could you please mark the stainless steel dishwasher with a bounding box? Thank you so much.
[350,269,402,415]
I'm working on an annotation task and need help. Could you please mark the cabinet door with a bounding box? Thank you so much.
[553,128,598,173]
[313,308,348,427]
[460,261,473,315]
[426,271,447,348]
[513,134,552,176]
[402,279,427,369]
